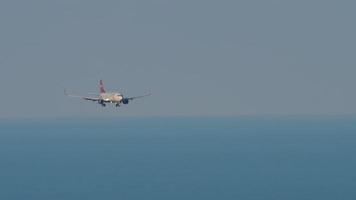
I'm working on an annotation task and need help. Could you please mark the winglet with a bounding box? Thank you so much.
[99,80,106,94]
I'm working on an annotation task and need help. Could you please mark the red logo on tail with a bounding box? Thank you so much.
[99,80,106,93]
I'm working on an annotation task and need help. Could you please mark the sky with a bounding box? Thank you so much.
[0,0,355,118]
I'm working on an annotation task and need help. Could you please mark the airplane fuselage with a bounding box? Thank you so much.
[100,92,123,103]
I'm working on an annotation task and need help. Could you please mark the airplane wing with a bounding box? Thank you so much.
[127,93,151,101]
[64,90,100,102]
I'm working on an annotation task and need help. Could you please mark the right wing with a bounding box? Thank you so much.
[64,90,101,102]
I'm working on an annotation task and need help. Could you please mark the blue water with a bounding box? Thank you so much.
[1,117,356,199]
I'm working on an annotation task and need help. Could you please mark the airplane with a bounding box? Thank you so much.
[65,80,151,107]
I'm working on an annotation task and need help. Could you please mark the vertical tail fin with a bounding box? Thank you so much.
[99,80,106,93]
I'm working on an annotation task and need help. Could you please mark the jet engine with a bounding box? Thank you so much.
[122,98,129,104]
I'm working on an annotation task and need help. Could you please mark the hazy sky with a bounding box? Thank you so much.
[1,0,355,118]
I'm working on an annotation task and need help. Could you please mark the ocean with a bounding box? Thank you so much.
[0,116,355,199]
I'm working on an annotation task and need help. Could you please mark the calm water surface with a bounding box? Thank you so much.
[0,117,355,199]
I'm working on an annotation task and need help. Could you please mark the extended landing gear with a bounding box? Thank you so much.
[116,103,120,107]
[98,100,106,107]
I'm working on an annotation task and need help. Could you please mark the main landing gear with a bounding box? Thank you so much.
[116,103,120,107]
[98,100,106,107]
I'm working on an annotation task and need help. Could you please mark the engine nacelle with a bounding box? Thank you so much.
[122,98,129,104]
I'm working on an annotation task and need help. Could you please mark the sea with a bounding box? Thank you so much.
[0,116,355,200]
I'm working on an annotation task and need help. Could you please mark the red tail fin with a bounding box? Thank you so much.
[99,80,106,93]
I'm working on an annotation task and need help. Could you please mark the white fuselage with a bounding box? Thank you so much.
[100,92,123,103]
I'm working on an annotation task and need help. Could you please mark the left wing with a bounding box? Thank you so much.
[127,93,152,101]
